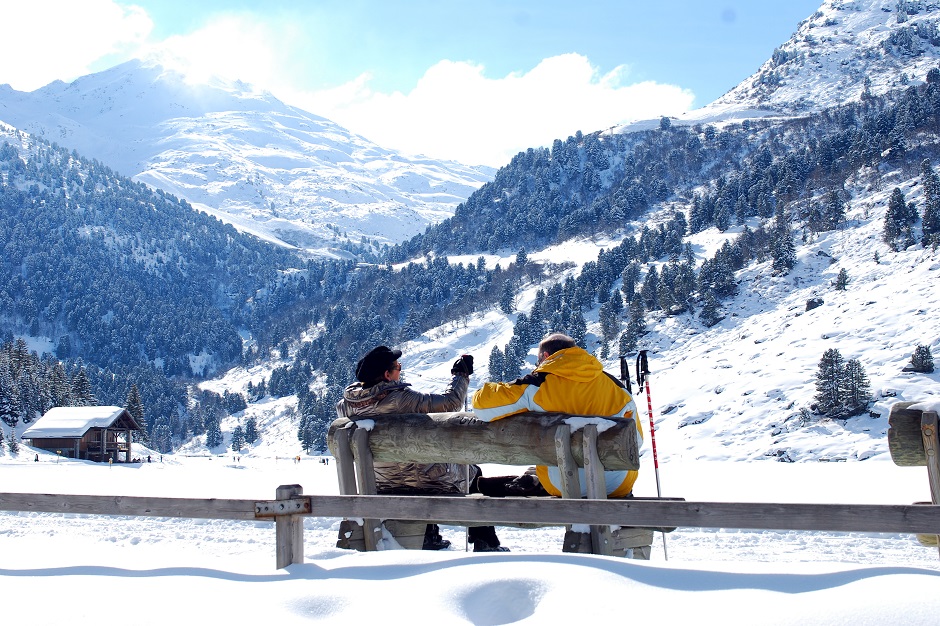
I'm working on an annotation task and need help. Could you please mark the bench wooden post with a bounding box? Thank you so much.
[274,484,304,569]
[334,425,358,496]
[352,427,382,551]
[921,411,940,557]
[583,424,614,556]
[554,424,582,499]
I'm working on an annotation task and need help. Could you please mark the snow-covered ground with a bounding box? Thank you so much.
[2,447,939,625]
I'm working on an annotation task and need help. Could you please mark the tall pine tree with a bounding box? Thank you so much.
[125,384,148,443]
[231,425,245,452]
[841,359,872,417]
[244,416,259,444]
[883,187,916,251]
[770,205,796,274]
[814,348,845,416]
[922,159,940,248]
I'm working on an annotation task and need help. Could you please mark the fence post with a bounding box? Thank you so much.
[275,484,304,569]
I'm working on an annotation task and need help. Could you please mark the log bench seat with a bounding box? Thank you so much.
[327,411,679,558]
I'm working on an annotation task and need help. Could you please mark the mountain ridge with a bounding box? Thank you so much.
[708,0,940,114]
[0,59,493,255]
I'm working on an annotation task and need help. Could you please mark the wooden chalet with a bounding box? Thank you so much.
[22,406,143,462]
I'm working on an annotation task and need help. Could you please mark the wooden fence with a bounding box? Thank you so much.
[2,487,939,569]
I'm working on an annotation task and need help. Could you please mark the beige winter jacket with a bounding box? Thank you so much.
[335,374,470,493]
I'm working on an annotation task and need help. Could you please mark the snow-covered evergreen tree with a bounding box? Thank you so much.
[0,366,16,427]
[922,159,940,248]
[883,187,916,251]
[125,384,147,442]
[499,282,515,314]
[151,415,173,453]
[771,206,796,274]
[231,425,245,452]
[834,268,850,291]
[840,359,872,417]
[205,417,223,449]
[70,367,97,407]
[488,346,504,382]
[910,345,935,373]
[244,416,259,444]
[568,311,587,349]
[699,290,723,327]
[814,348,845,416]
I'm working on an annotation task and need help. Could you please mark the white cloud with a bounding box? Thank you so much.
[0,0,152,91]
[142,15,300,88]
[297,54,696,166]
[0,4,695,168]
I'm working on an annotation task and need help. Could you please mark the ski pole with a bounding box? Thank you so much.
[636,349,668,560]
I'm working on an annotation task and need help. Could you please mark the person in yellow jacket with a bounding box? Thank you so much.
[472,333,644,498]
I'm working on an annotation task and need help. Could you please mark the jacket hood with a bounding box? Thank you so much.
[534,346,604,383]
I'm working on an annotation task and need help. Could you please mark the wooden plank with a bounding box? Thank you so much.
[306,495,940,534]
[0,492,258,520]
[583,424,613,556]
[383,520,426,549]
[275,485,304,569]
[351,428,381,551]
[333,425,359,495]
[327,412,639,470]
[554,424,581,500]
[888,401,928,466]
[6,492,940,542]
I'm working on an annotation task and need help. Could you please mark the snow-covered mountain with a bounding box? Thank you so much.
[2,0,938,468]
[713,0,940,113]
[0,59,493,254]
[186,0,940,465]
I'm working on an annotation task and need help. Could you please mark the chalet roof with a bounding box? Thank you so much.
[22,406,141,439]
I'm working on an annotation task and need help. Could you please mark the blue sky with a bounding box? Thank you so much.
[2,1,823,166]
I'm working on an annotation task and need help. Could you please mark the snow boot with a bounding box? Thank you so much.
[422,524,451,550]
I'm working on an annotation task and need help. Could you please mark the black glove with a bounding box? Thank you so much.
[451,354,474,376]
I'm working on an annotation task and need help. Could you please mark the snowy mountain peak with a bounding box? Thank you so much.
[713,0,940,113]
[0,59,494,254]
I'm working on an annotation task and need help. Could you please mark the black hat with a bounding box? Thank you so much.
[355,345,402,383]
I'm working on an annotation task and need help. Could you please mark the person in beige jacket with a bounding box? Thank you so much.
[336,345,507,552]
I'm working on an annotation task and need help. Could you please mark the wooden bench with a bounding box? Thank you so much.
[887,401,940,555]
[326,411,677,558]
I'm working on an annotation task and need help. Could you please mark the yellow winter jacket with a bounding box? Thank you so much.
[472,346,643,497]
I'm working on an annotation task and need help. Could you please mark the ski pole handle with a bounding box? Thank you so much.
[619,355,632,394]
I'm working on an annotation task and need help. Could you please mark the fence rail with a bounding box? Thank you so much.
[2,489,939,568]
